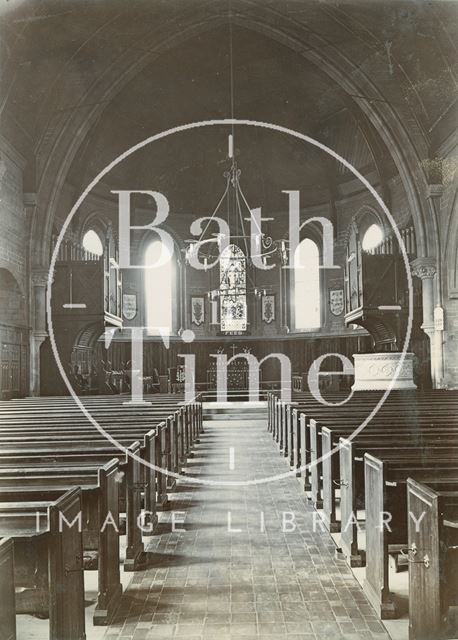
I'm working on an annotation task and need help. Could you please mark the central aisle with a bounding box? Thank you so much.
[104,413,390,639]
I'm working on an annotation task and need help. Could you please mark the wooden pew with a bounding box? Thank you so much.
[321,422,458,533]
[271,392,387,493]
[364,453,458,619]
[274,390,458,466]
[308,408,458,509]
[0,396,202,552]
[0,440,146,572]
[270,391,397,484]
[1,420,175,525]
[0,398,202,477]
[270,391,458,508]
[0,393,203,635]
[407,477,458,640]
[0,403,198,524]
[270,392,384,489]
[0,488,85,640]
[0,537,16,640]
[337,436,458,565]
[0,459,122,625]
[270,390,458,631]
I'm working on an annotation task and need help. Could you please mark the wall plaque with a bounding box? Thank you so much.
[329,289,344,316]
[122,293,137,320]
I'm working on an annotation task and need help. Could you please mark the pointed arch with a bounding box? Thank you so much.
[33,9,432,271]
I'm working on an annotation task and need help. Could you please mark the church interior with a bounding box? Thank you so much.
[0,1,458,639]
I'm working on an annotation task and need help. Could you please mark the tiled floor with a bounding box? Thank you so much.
[103,416,391,640]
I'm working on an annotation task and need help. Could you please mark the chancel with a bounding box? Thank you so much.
[0,2,458,640]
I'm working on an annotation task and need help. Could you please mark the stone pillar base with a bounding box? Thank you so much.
[352,352,417,391]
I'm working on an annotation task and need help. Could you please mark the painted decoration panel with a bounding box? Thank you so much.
[262,294,275,324]
[191,296,205,326]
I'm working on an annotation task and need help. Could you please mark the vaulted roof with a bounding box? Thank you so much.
[1,0,456,260]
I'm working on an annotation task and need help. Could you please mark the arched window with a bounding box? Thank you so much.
[220,244,247,333]
[82,229,104,256]
[362,223,383,252]
[293,238,321,330]
[144,240,174,335]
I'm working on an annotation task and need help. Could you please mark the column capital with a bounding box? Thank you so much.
[426,184,443,199]
[410,257,437,280]
[24,192,37,207]
[31,267,50,286]
[31,330,48,341]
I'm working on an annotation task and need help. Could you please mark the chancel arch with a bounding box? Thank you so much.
[2,6,458,640]
[13,5,441,273]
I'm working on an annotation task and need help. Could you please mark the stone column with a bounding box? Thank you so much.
[30,268,49,396]
[410,257,443,388]
[427,183,445,387]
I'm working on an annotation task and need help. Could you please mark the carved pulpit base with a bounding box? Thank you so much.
[352,352,417,391]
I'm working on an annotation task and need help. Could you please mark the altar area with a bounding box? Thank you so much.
[206,344,262,390]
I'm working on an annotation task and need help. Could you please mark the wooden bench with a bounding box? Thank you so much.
[407,477,458,640]
[0,398,203,483]
[0,488,85,640]
[268,390,425,472]
[337,433,458,566]
[268,389,458,633]
[0,397,203,537]
[0,399,202,523]
[307,405,458,507]
[269,391,458,507]
[0,438,149,570]
[0,537,16,640]
[304,403,458,524]
[364,452,458,619]
[0,458,122,625]
[0,393,203,635]
[320,419,458,531]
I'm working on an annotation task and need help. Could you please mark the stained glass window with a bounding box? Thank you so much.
[220,244,247,333]
[294,238,321,330]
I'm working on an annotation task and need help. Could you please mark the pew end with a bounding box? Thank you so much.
[407,478,458,640]
[0,537,16,640]
[124,441,145,572]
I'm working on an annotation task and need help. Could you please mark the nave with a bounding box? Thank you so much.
[2,390,456,640]
[1,2,457,638]
[100,406,390,640]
